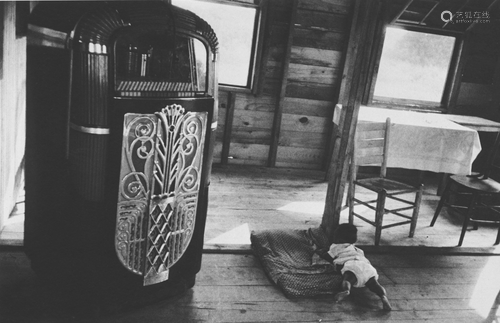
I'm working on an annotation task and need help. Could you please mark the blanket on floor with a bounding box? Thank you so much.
[250,227,343,298]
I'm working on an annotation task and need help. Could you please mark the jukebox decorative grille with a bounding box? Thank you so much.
[115,104,207,286]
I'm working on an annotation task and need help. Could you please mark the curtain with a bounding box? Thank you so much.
[0,2,26,230]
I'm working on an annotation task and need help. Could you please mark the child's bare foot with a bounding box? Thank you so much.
[334,280,351,303]
[334,289,350,303]
[381,296,392,311]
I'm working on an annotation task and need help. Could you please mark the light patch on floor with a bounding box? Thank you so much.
[277,201,324,215]
[205,223,251,246]
[469,256,500,319]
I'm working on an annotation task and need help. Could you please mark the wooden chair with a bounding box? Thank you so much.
[431,132,500,246]
[347,118,424,246]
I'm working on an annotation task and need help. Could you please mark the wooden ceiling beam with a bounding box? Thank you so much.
[390,0,414,24]
[466,0,499,32]
[442,0,471,29]
[419,0,441,24]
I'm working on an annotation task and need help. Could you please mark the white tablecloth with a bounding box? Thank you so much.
[358,106,482,175]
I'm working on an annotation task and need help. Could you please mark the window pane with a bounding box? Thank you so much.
[374,27,456,103]
[173,0,257,87]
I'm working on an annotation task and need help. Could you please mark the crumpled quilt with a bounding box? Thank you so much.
[250,227,343,298]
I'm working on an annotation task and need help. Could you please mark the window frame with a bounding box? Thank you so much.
[364,24,465,113]
[173,0,267,94]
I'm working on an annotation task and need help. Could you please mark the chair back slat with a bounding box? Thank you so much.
[356,138,385,150]
[354,118,391,177]
[356,155,385,166]
[357,130,385,140]
[357,121,386,132]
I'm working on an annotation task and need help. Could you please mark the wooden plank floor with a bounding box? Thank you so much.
[205,164,500,252]
[3,164,500,252]
[1,250,500,322]
[1,165,500,322]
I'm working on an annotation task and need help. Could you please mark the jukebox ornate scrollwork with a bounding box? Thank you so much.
[115,104,207,285]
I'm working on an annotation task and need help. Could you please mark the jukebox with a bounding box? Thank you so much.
[25,1,218,312]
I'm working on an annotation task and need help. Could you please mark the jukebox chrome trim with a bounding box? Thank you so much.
[70,122,111,135]
[27,24,68,49]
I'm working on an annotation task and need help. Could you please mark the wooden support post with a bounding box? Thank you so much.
[268,0,298,167]
[362,3,387,105]
[443,33,469,114]
[221,92,236,165]
[324,0,359,175]
[252,0,271,96]
[326,0,382,180]
[321,0,381,241]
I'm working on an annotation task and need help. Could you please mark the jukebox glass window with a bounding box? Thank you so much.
[114,30,208,97]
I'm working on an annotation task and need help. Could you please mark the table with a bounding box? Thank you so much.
[441,114,500,132]
[439,113,500,194]
[359,106,482,175]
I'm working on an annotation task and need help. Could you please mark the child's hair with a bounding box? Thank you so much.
[333,223,358,244]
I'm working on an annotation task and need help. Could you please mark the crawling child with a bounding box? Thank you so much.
[317,223,392,311]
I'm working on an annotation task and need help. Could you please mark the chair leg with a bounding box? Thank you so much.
[495,224,500,245]
[348,182,355,225]
[346,160,354,209]
[473,195,481,230]
[459,217,470,247]
[430,179,451,227]
[345,183,351,209]
[409,184,424,238]
[374,190,387,246]
[459,194,478,247]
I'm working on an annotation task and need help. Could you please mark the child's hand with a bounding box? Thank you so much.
[333,263,343,272]
[315,247,327,254]
[315,248,334,263]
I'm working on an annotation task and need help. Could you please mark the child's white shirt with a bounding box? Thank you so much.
[327,243,377,287]
[327,243,366,265]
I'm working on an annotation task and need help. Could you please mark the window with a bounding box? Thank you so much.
[172,0,262,91]
[371,26,457,110]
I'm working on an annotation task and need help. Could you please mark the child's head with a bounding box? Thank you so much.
[333,223,357,244]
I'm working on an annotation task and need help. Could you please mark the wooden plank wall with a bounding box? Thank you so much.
[214,0,353,170]
[0,3,27,230]
[213,0,292,166]
[276,0,350,169]
[449,12,500,167]
[454,19,500,122]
